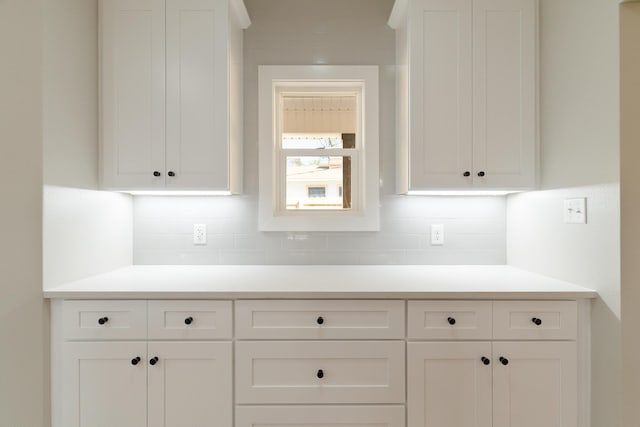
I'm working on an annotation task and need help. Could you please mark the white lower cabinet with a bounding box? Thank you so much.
[408,341,578,427]
[408,342,492,427]
[408,301,579,427]
[147,342,232,427]
[54,298,585,427]
[63,341,231,427]
[492,342,577,427]
[63,342,148,427]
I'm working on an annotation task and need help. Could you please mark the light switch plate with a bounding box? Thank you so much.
[564,198,587,224]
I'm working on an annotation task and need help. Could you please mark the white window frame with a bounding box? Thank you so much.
[258,66,380,231]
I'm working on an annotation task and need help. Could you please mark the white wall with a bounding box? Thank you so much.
[0,0,47,425]
[506,0,620,425]
[620,3,640,426]
[42,0,133,289]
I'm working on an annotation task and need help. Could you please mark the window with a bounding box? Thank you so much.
[307,186,327,198]
[259,66,379,231]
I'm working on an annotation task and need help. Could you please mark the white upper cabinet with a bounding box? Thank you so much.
[389,0,537,192]
[100,0,250,192]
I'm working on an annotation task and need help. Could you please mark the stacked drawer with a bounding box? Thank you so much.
[234,300,406,427]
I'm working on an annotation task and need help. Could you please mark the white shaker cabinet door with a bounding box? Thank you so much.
[147,342,232,427]
[101,0,166,190]
[492,342,577,427]
[408,342,492,427]
[63,342,148,427]
[472,0,537,189]
[408,0,473,189]
[165,0,230,190]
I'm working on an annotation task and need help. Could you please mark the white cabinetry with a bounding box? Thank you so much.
[100,0,249,191]
[407,301,578,427]
[55,300,232,427]
[52,297,586,427]
[390,0,537,192]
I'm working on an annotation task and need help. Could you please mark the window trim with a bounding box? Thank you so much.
[258,65,380,231]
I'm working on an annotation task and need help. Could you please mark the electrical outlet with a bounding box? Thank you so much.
[193,224,207,245]
[564,198,587,224]
[431,224,444,245]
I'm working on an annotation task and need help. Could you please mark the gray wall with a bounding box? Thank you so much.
[506,0,621,425]
[133,0,507,265]
[620,3,640,426]
[0,0,47,425]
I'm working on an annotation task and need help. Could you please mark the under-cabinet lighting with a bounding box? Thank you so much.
[406,190,522,196]
[123,191,233,196]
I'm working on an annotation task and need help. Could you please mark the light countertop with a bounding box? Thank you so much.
[43,265,597,299]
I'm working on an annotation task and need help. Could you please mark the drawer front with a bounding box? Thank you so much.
[493,301,578,340]
[63,300,147,340]
[235,300,405,339]
[236,341,405,404]
[148,300,232,339]
[236,406,405,427]
[408,301,492,340]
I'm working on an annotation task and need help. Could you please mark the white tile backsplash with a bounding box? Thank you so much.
[133,195,506,265]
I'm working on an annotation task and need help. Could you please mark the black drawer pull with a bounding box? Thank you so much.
[481,357,490,366]
[316,369,324,379]
[131,357,141,366]
[447,317,456,326]
[98,317,109,325]
[499,357,509,366]
[184,317,193,325]
[149,357,159,366]
[316,316,324,325]
[531,317,542,326]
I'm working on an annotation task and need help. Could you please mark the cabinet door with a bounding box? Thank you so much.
[101,0,166,190]
[63,342,147,427]
[147,342,232,427]
[473,0,536,189]
[493,342,577,427]
[409,0,473,189]
[166,0,230,190]
[408,342,492,427]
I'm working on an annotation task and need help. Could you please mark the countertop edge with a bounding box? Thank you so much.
[43,290,598,300]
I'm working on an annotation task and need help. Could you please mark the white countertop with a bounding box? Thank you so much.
[43,265,597,299]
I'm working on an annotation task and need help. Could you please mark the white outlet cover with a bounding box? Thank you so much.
[431,224,444,245]
[193,224,207,244]
[564,198,587,224]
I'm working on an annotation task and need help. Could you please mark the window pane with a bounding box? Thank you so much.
[286,156,351,210]
[282,134,344,149]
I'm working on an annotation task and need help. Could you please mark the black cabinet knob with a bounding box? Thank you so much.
[481,357,490,366]
[168,171,175,177]
[447,317,456,325]
[98,317,109,325]
[531,317,542,326]
[316,369,324,379]
[499,357,509,366]
[149,357,159,366]
[153,171,161,177]
[316,316,324,325]
[184,316,193,325]
[131,356,141,366]
[477,171,486,177]
[463,171,471,177]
